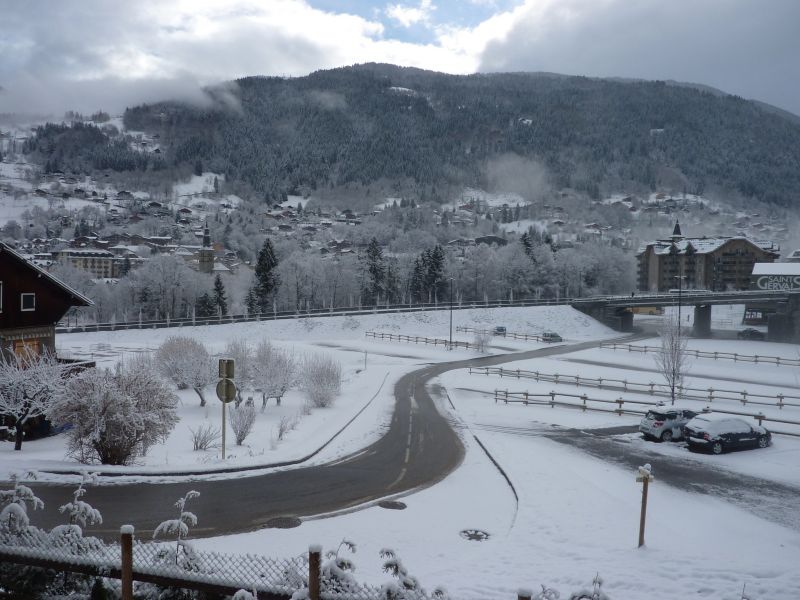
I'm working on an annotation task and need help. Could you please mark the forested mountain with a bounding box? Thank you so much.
[34,64,800,205]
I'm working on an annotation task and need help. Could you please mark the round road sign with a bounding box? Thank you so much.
[216,378,237,403]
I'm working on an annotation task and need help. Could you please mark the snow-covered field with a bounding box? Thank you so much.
[4,305,800,598]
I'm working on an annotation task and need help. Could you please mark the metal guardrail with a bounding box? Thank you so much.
[599,342,800,367]
[57,297,577,334]
[491,389,800,437]
[365,331,476,350]
[469,367,800,409]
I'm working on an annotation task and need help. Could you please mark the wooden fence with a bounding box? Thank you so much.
[599,342,800,367]
[468,366,800,410]
[490,389,800,437]
[455,326,556,342]
[365,331,476,350]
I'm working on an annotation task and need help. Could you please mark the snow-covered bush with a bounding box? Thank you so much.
[189,423,220,451]
[153,491,201,570]
[50,356,179,465]
[0,473,44,535]
[155,336,215,406]
[229,401,256,445]
[0,350,65,450]
[50,473,104,555]
[253,341,297,409]
[301,353,342,408]
[321,539,359,593]
[277,414,299,441]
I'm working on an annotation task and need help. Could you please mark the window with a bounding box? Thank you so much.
[20,293,35,311]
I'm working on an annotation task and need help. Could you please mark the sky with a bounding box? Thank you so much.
[0,0,798,116]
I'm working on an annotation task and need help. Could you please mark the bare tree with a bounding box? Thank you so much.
[224,340,253,404]
[155,337,215,406]
[188,423,220,451]
[302,353,342,408]
[472,330,491,353]
[50,355,178,465]
[228,401,256,445]
[253,341,297,410]
[0,351,65,451]
[654,316,689,405]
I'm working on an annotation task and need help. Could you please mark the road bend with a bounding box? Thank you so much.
[25,334,647,539]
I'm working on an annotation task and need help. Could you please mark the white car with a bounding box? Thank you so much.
[639,406,699,442]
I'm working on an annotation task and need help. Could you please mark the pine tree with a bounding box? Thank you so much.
[409,257,425,303]
[213,176,219,193]
[213,274,228,315]
[362,238,385,305]
[250,238,280,312]
[195,293,216,317]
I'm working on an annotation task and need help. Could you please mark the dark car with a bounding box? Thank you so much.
[540,332,563,343]
[737,328,765,340]
[683,414,771,454]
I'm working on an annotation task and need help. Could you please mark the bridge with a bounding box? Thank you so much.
[572,289,800,341]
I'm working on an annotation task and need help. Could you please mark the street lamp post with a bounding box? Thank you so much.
[448,277,454,350]
[674,272,686,332]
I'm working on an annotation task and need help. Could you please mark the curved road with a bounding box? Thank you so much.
[27,336,633,538]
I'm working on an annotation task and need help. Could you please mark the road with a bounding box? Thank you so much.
[28,336,636,539]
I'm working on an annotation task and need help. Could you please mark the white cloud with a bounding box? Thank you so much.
[386,0,436,28]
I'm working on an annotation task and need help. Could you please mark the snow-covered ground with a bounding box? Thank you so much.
[5,305,800,598]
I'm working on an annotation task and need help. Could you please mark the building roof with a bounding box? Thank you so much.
[638,236,779,257]
[0,242,93,307]
[752,262,800,276]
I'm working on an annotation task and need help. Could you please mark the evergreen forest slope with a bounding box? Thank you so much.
[31,64,800,206]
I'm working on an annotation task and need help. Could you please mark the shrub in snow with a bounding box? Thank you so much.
[320,539,359,593]
[253,341,297,409]
[0,350,66,451]
[533,585,561,600]
[224,339,254,403]
[189,422,220,451]
[155,336,216,406]
[229,401,256,445]
[569,573,610,600]
[50,473,104,555]
[50,356,179,465]
[301,353,342,408]
[277,414,300,441]
[379,548,447,599]
[0,472,44,535]
[153,491,202,570]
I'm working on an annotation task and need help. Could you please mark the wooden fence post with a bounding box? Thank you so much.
[120,525,134,600]
[778,394,784,409]
[309,544,321,600]
[517,588,532,600]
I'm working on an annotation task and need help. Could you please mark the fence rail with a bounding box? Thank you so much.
[468,367,800,410]
[57,297,577,335]
[490,389,800,437]
[365,331,476,350]
[599,342,800,367]
[455,326,557,342]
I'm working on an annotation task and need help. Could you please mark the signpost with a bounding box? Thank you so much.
[636,463,654,548]
[216,358,237,460]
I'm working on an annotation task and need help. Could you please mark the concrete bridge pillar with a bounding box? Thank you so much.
[693,305,712,338]
[769,296,800,342]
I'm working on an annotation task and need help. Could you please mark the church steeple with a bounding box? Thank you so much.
[202,221,211,248]
[198,220,214,274]
[671,219,684,240]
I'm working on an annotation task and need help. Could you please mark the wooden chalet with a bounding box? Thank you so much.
[0,242,93,359]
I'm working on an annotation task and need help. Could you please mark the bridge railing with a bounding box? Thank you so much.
[57,297,577,335]
[469,367,800,409]
[599,342,800,367]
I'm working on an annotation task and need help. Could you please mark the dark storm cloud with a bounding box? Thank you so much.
[478,0,800,115]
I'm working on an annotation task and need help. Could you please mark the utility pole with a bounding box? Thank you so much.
[448,277,454,350]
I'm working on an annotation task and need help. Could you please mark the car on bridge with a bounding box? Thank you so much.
[737,328,766,340]
[683,414,771,455]
[639,406,698,442]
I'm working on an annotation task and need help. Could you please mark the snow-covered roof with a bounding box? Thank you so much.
[752,262,800,275]
[638,236,779,256]
[0,242,93,306]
